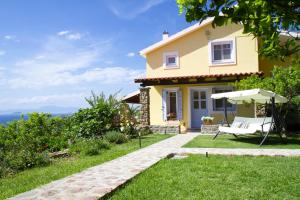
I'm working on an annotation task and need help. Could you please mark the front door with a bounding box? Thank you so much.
[191,90,208,128]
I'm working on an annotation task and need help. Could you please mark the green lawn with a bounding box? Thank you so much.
[106,155,300,200]
[184,134,300,149]
[0,134,171,200]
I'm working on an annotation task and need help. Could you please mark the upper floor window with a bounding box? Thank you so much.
[209,39,236,65]
[163,51,179,69]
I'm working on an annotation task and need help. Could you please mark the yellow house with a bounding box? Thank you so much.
[125,18,292,133]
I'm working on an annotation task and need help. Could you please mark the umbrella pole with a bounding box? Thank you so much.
[224,98,229,127]
[259,97,285,146]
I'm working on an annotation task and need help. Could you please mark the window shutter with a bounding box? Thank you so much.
[177,90,182,120]
[162,90,167,121]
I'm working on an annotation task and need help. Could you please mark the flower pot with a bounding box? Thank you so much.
[203,120,213,125]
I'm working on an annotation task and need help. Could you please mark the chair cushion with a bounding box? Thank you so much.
[240,121,249,129]
[231,121,242,128]
[219,126,257,134]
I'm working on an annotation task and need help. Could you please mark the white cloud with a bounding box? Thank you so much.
[66,33,82,40]
[0,50,6,56]
[0,92,89,108]
[34,55,46,60]
[4,35,13,40]
[7,33,143,89]
[108,0,168,19]
[57,30,82,40]
[127,52,135,57]
[57,30,70,36]
[3,35,20,42]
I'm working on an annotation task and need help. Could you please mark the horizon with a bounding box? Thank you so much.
[0,0,195,112]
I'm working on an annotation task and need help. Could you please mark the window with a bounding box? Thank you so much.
[163,52,179,68]
[166,91,177,120]
[162,89,182,121]
[209,39,236,65]
[212,88,236,111]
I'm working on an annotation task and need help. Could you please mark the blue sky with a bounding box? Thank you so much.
[0,0,194,112]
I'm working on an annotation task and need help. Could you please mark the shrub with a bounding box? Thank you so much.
[105,131,128,144]
[139,126,153,136]
[236,63,300,131]
[70,91,121,138]
[69,138,110,156]
[0,113,69,175]
[0,164,11,178]
[119,103,140,137]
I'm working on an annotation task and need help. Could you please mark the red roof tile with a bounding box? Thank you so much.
[135,71,264,83]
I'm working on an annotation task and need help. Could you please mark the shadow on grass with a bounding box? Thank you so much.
[227,134,300,146]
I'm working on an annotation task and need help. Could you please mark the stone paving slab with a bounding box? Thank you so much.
[176,147,300,157]
[9,133,200,200]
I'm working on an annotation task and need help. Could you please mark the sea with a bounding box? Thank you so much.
[0,113,71,124]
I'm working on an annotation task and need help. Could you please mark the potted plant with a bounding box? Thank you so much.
[201,116,214,125]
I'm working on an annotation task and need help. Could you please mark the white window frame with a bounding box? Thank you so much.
[163,87,180,121]
[163,51,179,69]
[208,38,236,66]
[165,88,178,121]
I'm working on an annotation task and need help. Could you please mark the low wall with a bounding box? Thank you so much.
[150,125,181,134]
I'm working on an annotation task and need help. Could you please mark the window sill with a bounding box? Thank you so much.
[209,61,236,67]
[163,66,180,70]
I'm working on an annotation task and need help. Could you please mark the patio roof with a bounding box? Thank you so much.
[135,71,264,87]
[122,90,140,104]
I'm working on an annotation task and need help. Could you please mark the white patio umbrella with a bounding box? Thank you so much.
[210,88,288,146]
[211,88,288,104]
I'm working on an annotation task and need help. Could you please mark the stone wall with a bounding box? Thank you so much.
[201,125,219,134]
[150,125,181,134]
[140,87,150,126]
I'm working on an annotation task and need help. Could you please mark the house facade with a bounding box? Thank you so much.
[132,18,285,133]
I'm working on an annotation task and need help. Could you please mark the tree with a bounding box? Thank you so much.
[177,0,300,60]
[236,65,300,102]
[235,62,300,130]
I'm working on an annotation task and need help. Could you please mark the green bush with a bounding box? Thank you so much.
[0,113,68,174]
[0,90,141,178]
[105,131,128,144]
[119,103,139,137]
[70,91,121,139]
[0,164,11,178]
[286,96,300,131]
[139,126,153,136]
[69,138,110,156]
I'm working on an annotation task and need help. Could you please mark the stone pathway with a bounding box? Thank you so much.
[9,133,200,200]
[9,132,300,200]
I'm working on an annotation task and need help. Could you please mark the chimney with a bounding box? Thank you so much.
[162,30,169,40]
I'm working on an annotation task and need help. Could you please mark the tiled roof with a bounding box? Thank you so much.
[135,71,264,83]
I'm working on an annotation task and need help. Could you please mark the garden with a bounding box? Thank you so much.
[105,155,300,200]
[0,92,171,199]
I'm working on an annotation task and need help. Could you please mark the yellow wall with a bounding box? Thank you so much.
[149,84,255,132]
[145,23,259,78]
[143,23,296,131]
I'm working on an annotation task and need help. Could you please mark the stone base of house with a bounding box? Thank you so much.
[150,125,181,134]
[201,125,219,134]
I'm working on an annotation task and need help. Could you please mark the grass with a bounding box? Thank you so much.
[0,134,171,200]
[106,155,300,200]
[184,134,300,149]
